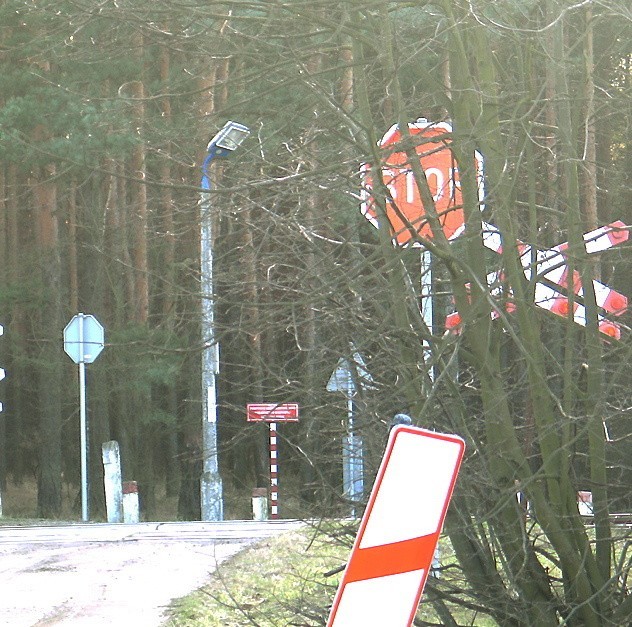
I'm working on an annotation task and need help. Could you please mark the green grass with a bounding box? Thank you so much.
[0,517,76,526]
[0,478,181,522]
[164,524,498,626]
[165,525,342,626]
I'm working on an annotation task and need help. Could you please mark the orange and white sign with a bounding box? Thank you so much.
[361,120,483,245]
[327,425,465,627]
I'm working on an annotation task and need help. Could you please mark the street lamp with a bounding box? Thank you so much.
[200,120,250,521]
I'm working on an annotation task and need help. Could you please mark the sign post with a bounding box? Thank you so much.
[327,351,373,516]
[361,120,484,387]
[247,403,298,519]
[63,313,105,522]
[327,425,465,626]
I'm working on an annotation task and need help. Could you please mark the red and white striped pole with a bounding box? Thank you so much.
[247,403,299,520]
[269,422,279,519]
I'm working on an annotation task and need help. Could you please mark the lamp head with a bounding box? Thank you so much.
[207,120,250,152]
[390,413,412,428]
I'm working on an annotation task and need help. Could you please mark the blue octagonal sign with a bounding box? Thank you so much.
[63,313,105,364]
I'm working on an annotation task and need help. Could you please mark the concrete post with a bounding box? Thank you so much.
[123,481,140,523]
[252,487,268,521]
[101,441,123,523]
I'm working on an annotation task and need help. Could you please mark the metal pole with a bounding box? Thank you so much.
[421,250,441,574]
[346,392,355,517]
[343,389,364,517]
[347,388,354,434]
[78,313,89,522]
[200,151,223,521]
[421,249,434,382]
[334,361,365,518]
[342,369,352,509]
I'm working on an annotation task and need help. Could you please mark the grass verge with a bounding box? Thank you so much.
[164,524,344,626]
[164,523,497,626]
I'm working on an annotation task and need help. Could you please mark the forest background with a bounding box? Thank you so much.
[0,1,631,624]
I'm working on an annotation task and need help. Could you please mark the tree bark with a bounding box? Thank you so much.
[32,157,63,517]
[0,165,6,491]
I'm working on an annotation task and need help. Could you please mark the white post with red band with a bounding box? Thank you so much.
[327,425,465,627]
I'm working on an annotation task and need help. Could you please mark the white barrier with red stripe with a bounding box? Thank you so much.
[475,220,629,256]
[327,426,465,627]
[446,221,629,338]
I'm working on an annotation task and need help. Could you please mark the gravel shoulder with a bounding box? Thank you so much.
[0,521,300,626]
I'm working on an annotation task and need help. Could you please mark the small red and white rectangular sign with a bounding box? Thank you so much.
[327,425,465,627]
[246,403,299,422]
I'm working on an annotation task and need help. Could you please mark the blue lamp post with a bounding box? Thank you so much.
[200,121,250,521]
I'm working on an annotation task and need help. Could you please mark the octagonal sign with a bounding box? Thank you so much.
[361,120,484,245]
[64,313,105,364]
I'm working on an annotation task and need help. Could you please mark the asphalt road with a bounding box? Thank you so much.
[0,520,302,626]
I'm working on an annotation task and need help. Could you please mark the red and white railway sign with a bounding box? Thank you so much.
[327,425,465,627]
[361,120,483,245]
[246,403,299,422]
[247,403,299,519]
[446,221,629,339]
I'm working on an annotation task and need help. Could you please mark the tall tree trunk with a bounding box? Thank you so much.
[67,178,79,313]
[0,165,6,491]
[160,42,175,323]
[240,173,268,486]
[581,5,598,234]
[103,160,133,479]
[85,175,111,519]
[544,3,560,237]
[130,78,149,325]
[129,64,155,516]
[32,157,63,517]
[5,164,28,479]
[298,50,325,507]
[159,35,180,497]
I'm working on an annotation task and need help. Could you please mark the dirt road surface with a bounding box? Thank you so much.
[0,520,301,626]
